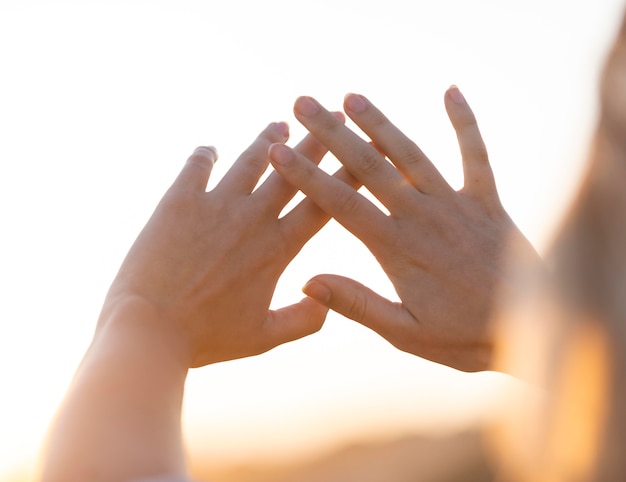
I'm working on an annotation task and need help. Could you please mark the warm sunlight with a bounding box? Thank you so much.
[0,1,623,481]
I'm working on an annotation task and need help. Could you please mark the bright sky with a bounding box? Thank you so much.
[0,0,624,478]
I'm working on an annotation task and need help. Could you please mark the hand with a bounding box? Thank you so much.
[101,121,355,368]
[39,122,360,482]
[268,88,540,372]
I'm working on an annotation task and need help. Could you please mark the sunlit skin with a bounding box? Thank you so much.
[37,89,538,482]
[37,124,357,482]
[269,87,541,372]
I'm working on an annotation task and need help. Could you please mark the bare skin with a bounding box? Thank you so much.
[269,87,540,372]
[38,122,356,482]
[38,89,538,482]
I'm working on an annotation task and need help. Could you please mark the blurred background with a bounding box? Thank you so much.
[0,0,623,480]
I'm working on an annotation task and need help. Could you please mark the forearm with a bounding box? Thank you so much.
[36,126,334,481]
[38,299,190,482]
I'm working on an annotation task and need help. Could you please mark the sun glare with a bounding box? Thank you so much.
[1,0,624,480]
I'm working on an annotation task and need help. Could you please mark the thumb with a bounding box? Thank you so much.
[302,274,410,340]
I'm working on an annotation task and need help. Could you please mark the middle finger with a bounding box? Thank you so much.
[343,93,452,196]
[293,96,415,214]
[255,111,345,213]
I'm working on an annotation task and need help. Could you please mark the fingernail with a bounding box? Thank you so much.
[345,93,367,113]
[449,85,466,104]
[193,145,218,161]
[302,279,331,304]
[271,121,290,138]
[269,143,294,166]
[295,96,320,117]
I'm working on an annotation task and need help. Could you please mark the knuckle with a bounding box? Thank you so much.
[455,107,478,127]
[240,148,268,171]
[369,110,390,130]
[358,149,386,174]
[159,189,196,220]
[395,142,427,167]
[347,292,368,323]
[332,188,361,214]
[187,150,215,169]
[460,117,477,131]
[474,144,490,164]
[300,156,318,176]
[284,153,316,183]
[184,159,211,179]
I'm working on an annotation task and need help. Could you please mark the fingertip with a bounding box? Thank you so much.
[302,278,332,305]
[268,143,295,167]
[445,85,479,129]
[294,96,320,117]
[344,93,368,114]
[447,85,466,105]
[192,145,218,162]
[369,141,386,158]
[270,121,290,139]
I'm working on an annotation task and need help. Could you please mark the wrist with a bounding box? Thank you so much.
[96,294,193,374]
[39,296,191,482]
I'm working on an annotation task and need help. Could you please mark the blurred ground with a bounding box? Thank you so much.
[3,429,494,481]
[191,429,495,482]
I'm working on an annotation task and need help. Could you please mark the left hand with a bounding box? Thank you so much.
[268,89,540,372]
[100,121,356,368]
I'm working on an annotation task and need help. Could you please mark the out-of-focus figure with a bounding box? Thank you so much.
[491,11,626,482]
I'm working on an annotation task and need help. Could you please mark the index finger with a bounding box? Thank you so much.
[268,142,389,246]
[343,93,451,195]
[255,111,345,214]
[293,96,414,214]
[216,122,289,196]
